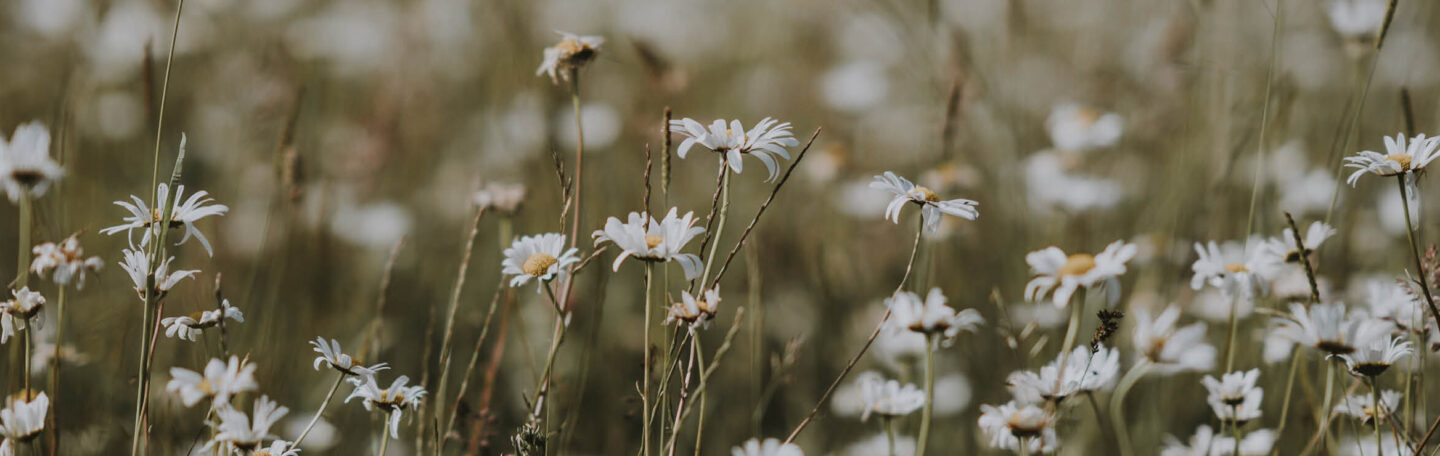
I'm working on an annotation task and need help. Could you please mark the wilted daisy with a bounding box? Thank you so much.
[1273,302,1389,355]
[1133,306,1217,375]
[978,400,1057,453]
[856,372,925,421]
[161,299,244,342]
[1202,369,1263,423]
[670,117,800,181]
[535,31,603,84]
[1336,390,1402,425]
[884,288,984,344]
[118,247,199,299]
[730,438,804,456]
[0,391,48,448]
[473,182,526,214]
[1344,133,1440,188]
[100,180,230,256]
[346,372,426,438]
[1190,239,1277,302]
[871,171,979,233]
[30,235,103,289]
[1162,425,1276,456]
[666,288,721,328]
[166,356,259,408]
[1,287,46,344]
[1024,240,1138,308]
[1008,344,1120,403]
[204,396,288,454]
[311,337,389,377]
[592,208,705,279]
[1045,103,1123,151]
[500,233,579,292]
[0,121,62,202]
[1334,335,1413,377]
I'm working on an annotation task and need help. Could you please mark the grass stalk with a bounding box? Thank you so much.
[916,334,937,456]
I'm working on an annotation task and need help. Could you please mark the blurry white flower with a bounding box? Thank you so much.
[1273,302,1389,356]
[1335,390,1402,425]
[251,439,301,456]
[1009,344,1120,403]
[871,171,979,233]
[30,235,103,289]
[117,247,200,299]
[30,337,87,373]
[1190,288,1253,323]
[1024,152,1124,212]
[1,287,46,344]
[1326,0,1388,39]
[592,208,705,280]
[15,0,86,38]
[0,391,47,447]
[1338,434,1402,456]
[1278,169,1338,216]
[472,182,527,213]
[1334,335,1413,377]
[856,372,925,421]
[1162,425,1275,456]
[884,288,983,344]
[730,437,803,456]
[328,200,412,250]
[346,372,425,438]
[1344,133,1440,200]
[1359,278,1423,331]
[978,400,1056,453]
[1203,369,1263,423]
[1263,331,1297,365]
[161,299,244,341]
[666,288,721,328]
[1264,221,1336,268]
[536,31,603,84]
[556,103,622,150]
[872,327,928,370]
[283,414,337,452]
[204,396,288,454]
[1024,241,1138,308]
[1190,239,1276,302]
[932,373,973,416]
[842,432,914,456]
[1046,104,1123,151]
[166,356,259,409]
[821,61,890,112]
[311,337,389,377]
[1133,306,1216,375]
[501,233,579,292]
[100,180,231,257]
[670,117,800,181]
[0,121,62,202]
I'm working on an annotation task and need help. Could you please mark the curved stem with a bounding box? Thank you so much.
[291,372,347,451]
[916,335,936,456]
[691,333,708,456]
[884,417,897,456]
[699,165,731,291]
[1110,359,1151,456]
[377,412,393,456]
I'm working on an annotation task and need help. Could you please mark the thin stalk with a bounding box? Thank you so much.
[568,69,585,253]
[642,265,655,456]
[691,332,708,456]
[1373,378,1384,456]
[1224,294,1240,372]
[1233,406,1242,456]
[290,372,347,452]
[1397,175,1440,330]
[23,319,32,392]
[16,196,30,287]
[916,334,936,456]
[1322,360,1336,444]
[698,163,731,291]
[1110,359,1151,456]
[47,287,65,456]
[1085,391,1115,448]
[884,417,897,456]
[442,276,506,452]
[432,208,485,445]
[1019,437,1031,456]
[1274,349,1304,447]
[378,412,393,456]
[531,283,567,420]
[1054,293,1084,393]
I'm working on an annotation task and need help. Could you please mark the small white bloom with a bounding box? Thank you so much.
[500,233,579,292]
[1263,221,1336,267]
[1008,344,1120,403]
[0,391,48,447]
[1273,302,1390,356]
[1024,240,1138,308]
[666,288,721,328]
[1344,133,1440,196]
[1162,425,1275,456]
[670,117,800,181]
[100,176,230,257]
[1359,278,1424,332]
[978,400,1056,453]
[345,372,426,438]
[472,182,526,213]
[871,171,979,233]
[855,372,925,421]
[1326,0,1389,39]
[1202,369,1263,423]
[1023,152,1124,213]
[884,288,983,344]
[730,438,803,456]
[161,299,244,342]
[311,337,389,377]
[166,356,259,409]
[117,247,200,299]
[535,31,603,84]
[1334,335,1413,378]
[29,235,103,289]
[592,208,705,279]
[204,396,288,454]
[1335,390,1402,425]
[1133,306,1217,375]
[0,121,63,202]
[1045,103,1123,151]
[1190,239,1278,302]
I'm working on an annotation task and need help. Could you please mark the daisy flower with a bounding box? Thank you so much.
[100,170,230,256]
[1045,103,1123,151]
[161,299,244,342]
[346,372,426,438]
[871,171,979,233]
[500,233,579,292]
[311,337,389,377]
[730,438,804,456]
[117,247,199,299]
[204,396,288,454]
[1162,425,1276,456]
[473,182,527,214]
[30,235,103,289]
[1024,240,1138,308]
[1334,334,1413,377]
[1203,369,1263,423]
[669,117,800,181]
[166,356,259,409]
[884,288,984,344]
[1008,344,1120,403]
[856,372,925,421]
[666,288,721,328]
[535,31,603,84]
[1360,278,1424,331]
[0,391,47,448]
[1,287,46,344]
[1133,306,1217,375]
[978,400,1057,453]
[0,121,62,202]
[592,208,705,279]
[1344,133,1440,188]
[1336,390,1402,425]
[1190,239,1278,302]
[1273,302,1390,356]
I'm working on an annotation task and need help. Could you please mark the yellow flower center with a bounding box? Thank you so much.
[1386,153,1414,171]
[522,253,558,277]
[1075,106,1102,126]
[645,234,664,249]
[197,379,214,395]
[556,38,584,55]
[1224,263,1248,273]
[912,186,939,202]
[1059,254,1097,276]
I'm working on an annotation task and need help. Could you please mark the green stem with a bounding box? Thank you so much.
[532,284,567,420]
[378,411,393,456]
[48,287,65,455]
[1372,378,1384,456]
[568,69,585,252]
[1320,360,1336,443]
[1110,359,1151,456]
[642,265,655,456]
[1233,405,1242,456]
[1223,294,1240,372]
[291,372,347,451]
[691,332,708,456]
[1273,349,1303,444]
[917,335,936,456]
[884,417,897,456]
[699,165,731,291]
[23,318,32,392]
[16,196,30,287]
[1054,293,1084,393]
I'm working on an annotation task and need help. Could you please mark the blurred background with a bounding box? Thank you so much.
[3,0,1440,454]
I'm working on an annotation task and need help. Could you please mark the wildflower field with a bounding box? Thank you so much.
[4,0,1440,454]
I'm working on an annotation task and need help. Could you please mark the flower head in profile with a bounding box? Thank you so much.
[855,372,925,421]
[0,121,62,202]
[1273,302,1389,356]
[204,396,288,454]
[536,31,603,84]
[118,247,199,299]
[592,208,705,279]
[1133,306,1216,375]
[1334,334,1413,378]
[730,438,803,456]
[473,182,527,214]
[885,288,984,344]
[1162,425,1275,456]
[670,117,800,181]
[1009,344,1120,403]
[1336,390,1402,425]
[161,299,244,342]
[166,356,259,409]
[501,233,579,292]
[978,400,1057,453]
[100,168,230,256]
[30,235,103,289]
[1203,369,1263,424]
[666,288,721,328]
[1046,103,1123,152]
[1,287,46,344]
[1191,239,1277,302]
[871,171,979,233]
[311,337,389,377]
[1024,240,1138,308]
[346,372,426,438]
[1344,133,1440,187]
[0,390,48,447]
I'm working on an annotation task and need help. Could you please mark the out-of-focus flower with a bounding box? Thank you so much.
[666,288,721,328]
[978,400,1056,453]
[841,433,914,456]
[1024,152,1124,213]
[730,438,803,456]
[1202,369,1263,423]
[1008,344,1120,403]
[1045,103,1123,151]
[311,337,389,377]
[501,233,579,292]
[1326,0,1388,39]
[1133,306,1216,375]
[670,117,799,181]
[856,372,925,421]
[1190,239,1277,302]
[30,235,103,289]
[0,391,48,448]
[1335,390,1402,425]
[1263,221,1336,267]
[166,356,259,409]
[885,288,984,345]
[1358,278,1423,331]
[1,288,46,344]
[472,182,526,214]
[1162,425,1275,456]
[1334,335,1413,377]
[204,396,288,453]
[1338,434,1402,456]
[161,299,244,341]
[345,372,425,438]
[0,121,62,202]
[118,247,200,299]
[1273,302,1389,356]
[100,177,231,257]
[592,208,705,280]
[536,31,603,84]
[871,171,979,233]
[1024,241,1138,308]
